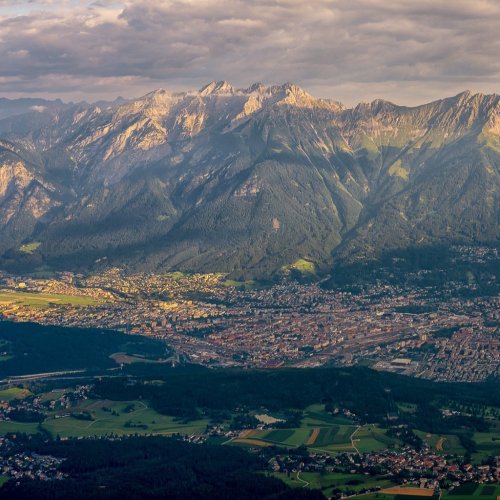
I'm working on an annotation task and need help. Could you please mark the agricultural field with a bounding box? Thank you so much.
[272,471,396,498]
[381,486,435,497]
[0,421,41,434]
[311,425,358,452]
[350,483,500,500]
[0,398,209,438]
[0,291,98,308]
[261,429,296,444]
[41,399,209,438]
[471,427,500,462]
[233,428,317,448]
[0,387,32,401]
[441,482,500,500]
[38,390,67,403]
[354,425,399,453]
[352,494,435,499]
[228,404,358,451]
[302,404,354,425]
[414,431,466,455]
[228,404,402,454]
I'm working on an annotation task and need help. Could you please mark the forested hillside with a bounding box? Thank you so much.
[0,84,499,277]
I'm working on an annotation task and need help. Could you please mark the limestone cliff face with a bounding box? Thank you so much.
[0,84,498,276]
[0,144,60,255]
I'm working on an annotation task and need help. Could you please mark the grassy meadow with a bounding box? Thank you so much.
[228,404,401,454]
[0,398,208,438]
[0,291,99,309]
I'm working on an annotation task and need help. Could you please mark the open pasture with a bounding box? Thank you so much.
[0,399,208,438]
[314,426,340,446]
[273,471,396,498]
[41,399,209,438]
[0,387,32,401]
[0,291,99,308]
[302,404,354,426]
[415,431,466,455]
[472,428,500,461]
[355,425,399,453]
[227,418,396,455]
[0,421,41,435]
[441,482,500,500]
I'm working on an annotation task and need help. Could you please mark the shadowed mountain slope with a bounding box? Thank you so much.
[0,83,498,277]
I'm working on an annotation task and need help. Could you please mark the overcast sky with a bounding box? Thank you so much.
[1,0,499,106]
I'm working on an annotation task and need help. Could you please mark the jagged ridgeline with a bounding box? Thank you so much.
[0,82,499,278]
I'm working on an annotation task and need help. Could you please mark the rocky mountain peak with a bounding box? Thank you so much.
[0,86,498,277]
[198,81,235,96]
[269,82,325,109]
[244,82,267,94]
[281,82,309,95]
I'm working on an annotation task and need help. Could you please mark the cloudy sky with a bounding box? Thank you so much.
[1,0,499,105]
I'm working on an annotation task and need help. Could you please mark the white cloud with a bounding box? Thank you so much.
[0,0,499,105]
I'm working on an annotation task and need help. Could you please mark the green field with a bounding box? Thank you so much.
[0,399,209,438]
[227,404,395,454]
[230,421,399,455]
[272,471,395,498]
[441,482,500,500]
[280,428,314,447]
[0,475,9,487]
[244,404,358,450]
[19,242,41,254]
[0,387,32,401]
[281,258,317,277]
[0,421,41,435]
[350,483,500,500]
[41,400,209,438]
[415,431,466,455]
[262,429,295,443]
[0,291,99,308]
[355,425,400,453]
[38,390,67,403]
[314,426,341,446]
[230,425,358,453]
[302,404,354,425]
[472,428,500,462]
[414,431,441,449]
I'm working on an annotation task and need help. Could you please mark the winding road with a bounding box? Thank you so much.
[296,471,310,488]
[350,425,362,454]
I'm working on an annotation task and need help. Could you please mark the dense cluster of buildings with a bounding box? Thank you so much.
[0,253,498,381]
[349,448,499,486]
[0,386,91,426]
[270,446,499,497]
[0,437,65,482]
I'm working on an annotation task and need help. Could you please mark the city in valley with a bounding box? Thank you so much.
[0,245,498,383]
[0,249,498,499]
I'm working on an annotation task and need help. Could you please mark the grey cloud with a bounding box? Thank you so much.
[0,0,499,105]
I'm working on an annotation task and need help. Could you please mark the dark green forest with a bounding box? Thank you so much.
[0,321,168,376]
[0,435,323,500]
[93,366,499,430]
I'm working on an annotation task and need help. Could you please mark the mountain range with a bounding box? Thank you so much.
[0,82,499,278]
